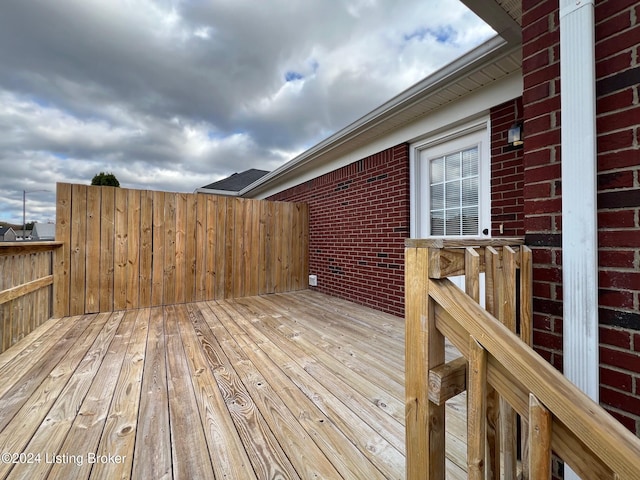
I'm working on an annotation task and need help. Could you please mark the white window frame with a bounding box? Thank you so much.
[410,117,491,238]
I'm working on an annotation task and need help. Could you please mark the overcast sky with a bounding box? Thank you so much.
[0,0,493,226]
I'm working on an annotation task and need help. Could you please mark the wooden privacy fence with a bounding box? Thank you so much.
[54,183,308,317]
[405,238,640,479]
[0,242,62,353]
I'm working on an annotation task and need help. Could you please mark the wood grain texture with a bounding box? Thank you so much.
[53,184,308,315]
[467,337,486,480]
[430,278,640,480]
[0,290,515,480]
[132,307,171,480]
[405,247,445,479]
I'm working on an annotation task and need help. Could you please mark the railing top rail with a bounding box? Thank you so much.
[0,241,63,256]
[405,237,524,249]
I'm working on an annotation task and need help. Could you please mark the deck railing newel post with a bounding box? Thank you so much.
[405,242,445,479]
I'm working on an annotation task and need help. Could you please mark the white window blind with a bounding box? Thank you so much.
[429,146,479,236]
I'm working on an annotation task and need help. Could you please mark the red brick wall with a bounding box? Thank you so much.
[268,144,410,317]
[522,0,640,436]
[491,98,525,237]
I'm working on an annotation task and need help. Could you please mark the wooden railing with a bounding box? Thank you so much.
[405,238,640,480]
[54,183,309,317]
[0,242,62,353]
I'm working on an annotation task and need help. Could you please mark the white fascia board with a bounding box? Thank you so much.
[247,68,522,200]
[193,188,239,197]
[241,35,517,199]
[460,0,522,43]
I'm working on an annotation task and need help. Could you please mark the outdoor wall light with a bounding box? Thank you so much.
[507,122,524,147]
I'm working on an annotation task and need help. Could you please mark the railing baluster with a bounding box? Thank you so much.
[464,247,480,303]
[502,246,518,479]
[528,394,551,479]
[484,246,501,479]
[468,337,487,480]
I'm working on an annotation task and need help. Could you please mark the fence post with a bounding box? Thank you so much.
[405,244,445,479]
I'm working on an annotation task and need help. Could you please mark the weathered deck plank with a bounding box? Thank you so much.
[0,290,469,479]
[186,302,299,479]
[131,307,171,480]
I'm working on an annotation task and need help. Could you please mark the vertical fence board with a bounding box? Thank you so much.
[127,189,141,310]
[175,193,186,305]
[249,199,261,295]
[23,254,34,336]
[195,194,207,302]
[274,202,283,293]
[301,203,309,289]
[282,203,292,293]
[99,187,115,312]
[151,191,165,307]
[85,186,101,313]
[184,194,197,303]
[18,255,26,339]
[214,196,226,299]
[54,183,72,317]
[139,191,153,307]
[70,184,87,316]
[262,201,273,294]
[114,188,129,311]
[0,256,6,350]
[235,199,248,298]
[205,195,217,299]
[163,192,176,306]
[223,198,234,298]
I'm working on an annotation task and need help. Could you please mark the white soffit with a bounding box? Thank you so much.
[461,0,522,42]
[242,36,522,198]
[496,0,522,25]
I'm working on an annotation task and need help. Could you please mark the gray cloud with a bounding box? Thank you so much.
[0,0,493,224]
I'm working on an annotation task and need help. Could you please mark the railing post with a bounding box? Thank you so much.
[405,244,445,479]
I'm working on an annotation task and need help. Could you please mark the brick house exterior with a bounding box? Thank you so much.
[521,0,640,435]
[242,0,639,441]
[268,145,410,316]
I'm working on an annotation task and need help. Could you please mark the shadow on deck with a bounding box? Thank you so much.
[1,291,471,479]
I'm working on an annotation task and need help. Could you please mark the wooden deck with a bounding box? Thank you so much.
[0,290,466,479]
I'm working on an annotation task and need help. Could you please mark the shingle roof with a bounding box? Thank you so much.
[201,169,269,192]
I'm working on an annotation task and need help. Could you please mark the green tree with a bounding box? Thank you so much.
[91,172,120,187]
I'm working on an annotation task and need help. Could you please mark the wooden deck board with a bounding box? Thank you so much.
[0,290,469,479]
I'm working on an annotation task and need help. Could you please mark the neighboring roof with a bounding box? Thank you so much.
[198,169,270,194]
[32,223,56,239]
[0,226,14,235]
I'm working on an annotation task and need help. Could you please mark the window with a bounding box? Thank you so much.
[411,120,490,238]
[429,146,479,236]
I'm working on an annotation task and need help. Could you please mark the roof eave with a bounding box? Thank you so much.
[240,34,520,198]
